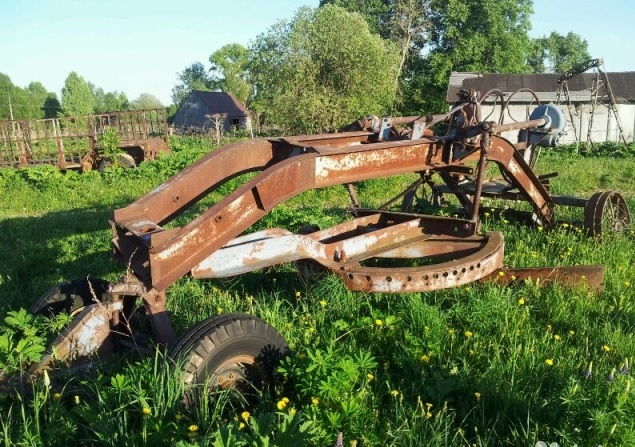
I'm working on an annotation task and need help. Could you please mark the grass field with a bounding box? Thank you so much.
[0,136,634,446]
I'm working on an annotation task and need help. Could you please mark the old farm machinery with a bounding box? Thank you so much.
[28,88,630,393]
[0,109,170,171]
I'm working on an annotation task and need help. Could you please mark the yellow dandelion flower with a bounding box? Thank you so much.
[464,330,473,338]
[498,271,505,277]
[53,392,61,400]
[391,390,399,397]
[375,319,383,326]
[295,291,301,298]
[448,328,456,335]
[562,223,569,228]
[319,300,327,306]
[142,407,151,416]
[426,402,433,409]
[537,226,543,232]
[474,392,481,400]
[282,397,290,404]
[425,411,433,418]
[239,422,245,430]
[518,298,525,305]
[545,358,554,366]
[276,400,287,411]
[420,354,430,363]
[308,327,315,333]
[511,275,517,280]
[367,373,374,381]
[216,307,223,313]
[74,395,80,405]
[188,424,199,432]
[241,411,250,421]
[547,324,552,331]
[312,397,319,405]
[569,330,575,336]
[290,408,297,416]
[603,345,612,353]
[554,335,561,341]
[484,212,490,217]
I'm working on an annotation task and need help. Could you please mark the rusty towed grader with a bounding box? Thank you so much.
[28,88,630,396]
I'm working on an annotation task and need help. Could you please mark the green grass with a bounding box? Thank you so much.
[0,138,634,446]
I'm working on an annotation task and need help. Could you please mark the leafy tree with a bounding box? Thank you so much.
[418,0,533,112]
[319,0,391,36]
[170,62,211,106]
[129,93,164,110]
[249,5,400,134]
[528,31,591,73]
[320,0,431,110]
[91,85,129,113]
[61,72,94,116]
[0,75,58,120]
[209,44,252,105]
[27,82,61,118]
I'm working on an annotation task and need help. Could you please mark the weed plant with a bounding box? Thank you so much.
[0,137,633,445]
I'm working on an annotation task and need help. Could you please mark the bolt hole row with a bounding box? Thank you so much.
[352,262,484,283]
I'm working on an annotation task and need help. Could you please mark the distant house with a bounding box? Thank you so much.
[447,72,635,144]
[173,91,251,132]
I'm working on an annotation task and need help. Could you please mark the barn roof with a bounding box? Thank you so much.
[447,72,635,104]
[190,90,249,117]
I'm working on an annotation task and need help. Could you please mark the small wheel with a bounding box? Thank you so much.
[170,314,289,398]
[31,277,111,317]
[584,191,631,236]
[401,182,439,213]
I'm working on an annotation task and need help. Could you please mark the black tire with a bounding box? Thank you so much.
[30,277,111,317]
[170,314,290,394]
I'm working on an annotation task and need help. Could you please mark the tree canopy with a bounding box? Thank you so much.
[209,44,251,105]
[248,5,400,134]
[528,31,592,73]
[171,62,211,107]
[61,72,95,116]
[129,93,164,110]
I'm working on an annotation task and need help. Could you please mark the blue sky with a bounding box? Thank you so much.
[1,0,633,106]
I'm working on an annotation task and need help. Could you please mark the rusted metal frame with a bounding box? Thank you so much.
[191,212,477,279]
[469,131,490,225]
[482,135,554,225]
[29,301,123,375]
[338,231,504,293]
[114,138,279,226]
[118,139,447,291]
[377,176,426,210]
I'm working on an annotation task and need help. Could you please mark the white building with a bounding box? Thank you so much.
[447,71,635,144]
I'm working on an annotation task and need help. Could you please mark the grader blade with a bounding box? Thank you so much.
[28,87,631,390]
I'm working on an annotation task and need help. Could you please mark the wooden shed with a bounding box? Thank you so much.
[172,91,251,132]
[447,71,635,144]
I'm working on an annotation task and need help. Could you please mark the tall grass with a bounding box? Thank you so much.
[0,140,633,445]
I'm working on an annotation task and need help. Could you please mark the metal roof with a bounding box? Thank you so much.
[447,72,635,104]
[191,90,249,117]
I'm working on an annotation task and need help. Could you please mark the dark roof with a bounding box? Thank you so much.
[447,72,635,103]
[191,90,249,116]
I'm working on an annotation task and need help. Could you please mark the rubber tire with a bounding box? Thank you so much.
[31,277,111,317]
[170,314,290,394]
